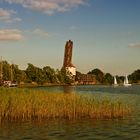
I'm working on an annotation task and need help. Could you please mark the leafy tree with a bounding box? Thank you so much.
[11,64,24,83]
[2,61,11,81]
[43,66,58,83]
[25,63,37,82]
[129,69,140,83]
[88,68,104,83]
[25,63,45,84]
[104,73,113,84]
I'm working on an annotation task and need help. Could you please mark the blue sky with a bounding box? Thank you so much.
[0,0,140,75]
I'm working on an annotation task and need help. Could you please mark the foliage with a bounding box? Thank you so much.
[43,66,58,83]
[1,60,140,85]
[104,73,113,84]
[88,68,104,83]
[2,61,10,81]
[1,61,26,83]
[57,68,74,84]
[129,69,140,83]
[25,63,46,84]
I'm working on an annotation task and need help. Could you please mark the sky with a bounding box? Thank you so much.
[0,0,140,75]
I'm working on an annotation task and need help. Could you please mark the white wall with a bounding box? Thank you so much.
[66,67,76,76]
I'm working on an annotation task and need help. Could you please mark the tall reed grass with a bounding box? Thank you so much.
[0,87,131,122]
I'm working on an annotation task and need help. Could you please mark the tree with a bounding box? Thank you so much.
[25,63,45,84]
[88,68,104,84]
[43,66,58,83]
[104,73,113,84]
[11,64,23,83]
[129,69,140,83]
[2,61,10,81]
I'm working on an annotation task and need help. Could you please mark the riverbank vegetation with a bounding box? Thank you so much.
[0,61,73,85]
[0,60,140,85]
[0,88,132,122]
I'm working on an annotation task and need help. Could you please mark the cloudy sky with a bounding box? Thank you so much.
[0,0,140,75]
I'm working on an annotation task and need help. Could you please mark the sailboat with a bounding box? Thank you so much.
[113,76,118,86]
[124,75,131,87]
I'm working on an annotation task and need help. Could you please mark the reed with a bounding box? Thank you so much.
[0,88,131,122]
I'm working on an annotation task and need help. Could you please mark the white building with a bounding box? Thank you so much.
[66,66,76,77]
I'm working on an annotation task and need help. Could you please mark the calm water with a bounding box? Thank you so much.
[0,85,140,140]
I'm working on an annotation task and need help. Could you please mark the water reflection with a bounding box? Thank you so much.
[0,118,140,140]
[63,86,75,93]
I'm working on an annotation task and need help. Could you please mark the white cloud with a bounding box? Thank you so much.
[0,8,22,23]
[0,29,24,41]
[0,8,11,20]
[4,0,87,15]
[128,43,140,48]
[33,29,49,37]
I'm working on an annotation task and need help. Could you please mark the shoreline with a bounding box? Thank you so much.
[17,83,140,88]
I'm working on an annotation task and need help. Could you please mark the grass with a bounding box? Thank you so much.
[0,87,132,122]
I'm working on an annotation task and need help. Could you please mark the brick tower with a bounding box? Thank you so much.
[63,40,76,77]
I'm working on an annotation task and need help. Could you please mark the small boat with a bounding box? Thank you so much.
[124,75,131,87]
[3,81,17,87]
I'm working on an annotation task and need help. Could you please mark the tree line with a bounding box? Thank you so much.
[88,68,140,84]
[0,60,140,85]
[0,61,73,85]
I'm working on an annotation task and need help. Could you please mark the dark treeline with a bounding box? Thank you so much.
[87,68,140,84]
[1,61,73,85]
[1,61,140,85]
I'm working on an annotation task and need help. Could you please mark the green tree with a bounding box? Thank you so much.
[2,61,10,81]
[11,64,23,83]
[88,68,104,84]
[129,69,140,83]
[43,66,58,83]
[26,63,45,84]
[104,73,113,84]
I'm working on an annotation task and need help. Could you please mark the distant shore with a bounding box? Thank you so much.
[17,82,140,88]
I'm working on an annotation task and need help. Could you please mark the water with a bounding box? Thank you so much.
[0,85,140,140]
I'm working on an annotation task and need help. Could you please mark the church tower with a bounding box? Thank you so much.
[63,40,76,77]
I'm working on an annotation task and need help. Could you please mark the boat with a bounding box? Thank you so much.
[124,75,131,87]
[113,76,118,86]
[3,81,17,87]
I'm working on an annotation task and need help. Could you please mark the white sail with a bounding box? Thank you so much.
[114,76,118,86]
[124,75,131,86]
